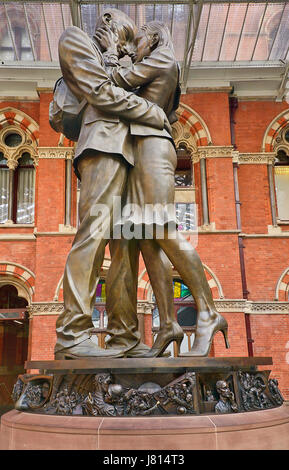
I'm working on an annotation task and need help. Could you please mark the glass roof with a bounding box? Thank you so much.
[0,1,289,88]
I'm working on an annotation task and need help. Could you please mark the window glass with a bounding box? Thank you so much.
[16,158,35,223]
[176,202,196,231]
[4,132,22,148]
[95,279,106,302]
[0,152,9,223]
[275,166,289,220]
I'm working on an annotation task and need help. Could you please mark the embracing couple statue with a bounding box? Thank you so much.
[50,8,229,360]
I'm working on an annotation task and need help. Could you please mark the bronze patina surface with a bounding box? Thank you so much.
[25,356,273,373]
[13,357,283,417]
[49,8,228,360]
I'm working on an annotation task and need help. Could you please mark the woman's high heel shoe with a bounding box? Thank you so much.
[180,314,230,357]
[143,322,184,358]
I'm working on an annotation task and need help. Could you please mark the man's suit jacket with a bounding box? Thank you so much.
[57,26,170,167]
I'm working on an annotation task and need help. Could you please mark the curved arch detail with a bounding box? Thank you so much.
[0,107,39,146]
[262,109,289,152]
[275,267,289,301]
[0,261,35,303]
[138,263,224,301]
[172,103,212,152]
[53,258,112,301]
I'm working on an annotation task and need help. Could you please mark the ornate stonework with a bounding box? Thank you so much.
[38,147,74,160]
[28,302,64,317]
[196,146,234,161]
[0,127,39,168]
[172,103,211,153]
[215,299,289,314]
[235,153,276,165]
[137,301,155,315]
[28,300,289,317]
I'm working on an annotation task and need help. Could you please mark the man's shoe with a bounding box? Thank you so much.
[55,338,124,359]
[124,342,171,358]
[124,341,151,358]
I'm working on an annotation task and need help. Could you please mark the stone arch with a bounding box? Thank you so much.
[138,263,224,302]
[0,261,35,304]
[0,107,39,169]
[262,109,289,152]
[275,267,289,301]
[53,258,111,301]
[172,103,212,152]
[0,107,39,146]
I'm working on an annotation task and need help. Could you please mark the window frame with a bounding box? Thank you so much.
[274,133,289,223]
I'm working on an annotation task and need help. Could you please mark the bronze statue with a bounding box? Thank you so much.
[50,9,171,359]
[51,8,229,359]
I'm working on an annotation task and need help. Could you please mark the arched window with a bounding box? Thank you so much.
[0,284,27,310]
[0,128,36,224]
[0,284,29,410]
[152,278,197,328]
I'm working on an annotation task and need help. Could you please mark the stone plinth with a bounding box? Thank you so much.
[1,405,289,450]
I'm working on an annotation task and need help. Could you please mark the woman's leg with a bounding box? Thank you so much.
[139,239,183,356]
[155,227,229,356]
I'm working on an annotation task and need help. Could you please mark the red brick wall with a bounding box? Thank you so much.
[34,236,73,302]
[29,315,57,361]
[243,238,289,301]
[206,158,237,230]
[181,93,231,146]
[238,164,272,234]
[0,92,289,400]
[213,312,248,357]
[250,314,289,399]
[196,233,243,300]
[234,101,289,152]
[38,93,59,147]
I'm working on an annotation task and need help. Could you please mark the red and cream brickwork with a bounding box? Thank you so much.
[0,89,289,400]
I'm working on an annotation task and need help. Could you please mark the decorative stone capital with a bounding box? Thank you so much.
[235,153,276,165]
[38,147,75,160]
[28,302,64,318]
[215,299,289,314]
[137,301,155,315]
[6,159,18,170]
[198,146,234,159]
[58,224,77,234]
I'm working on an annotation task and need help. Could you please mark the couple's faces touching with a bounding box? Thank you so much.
[97,14,158,63]
[112,28,158,64]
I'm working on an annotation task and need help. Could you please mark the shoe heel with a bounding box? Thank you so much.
[174,337,183,355]
[222,328,230,349]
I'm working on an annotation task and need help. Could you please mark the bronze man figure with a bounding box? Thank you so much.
[51,9,171,359]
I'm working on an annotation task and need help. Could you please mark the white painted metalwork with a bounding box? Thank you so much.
[0,1,288,99]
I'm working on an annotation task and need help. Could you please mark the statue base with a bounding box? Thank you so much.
[10,357,284,416]
[1,405,289,450]
[1,356,287,449]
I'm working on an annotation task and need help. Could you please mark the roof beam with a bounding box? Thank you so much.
[69,0,80,27]
[276,62,289,102]
[2,0,288,3]
[181,0,204,91]
[180,2,194,84]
